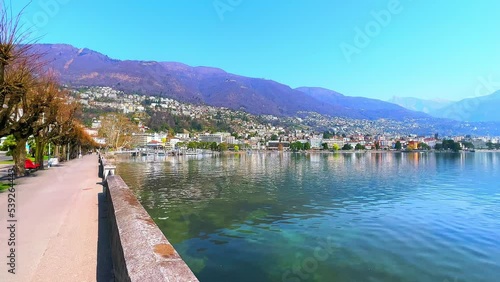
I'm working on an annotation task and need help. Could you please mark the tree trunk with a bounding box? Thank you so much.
[35,138,45,170]
[67,143,70,161]
[12,136,28,177]
[61,145,66,162]
[55,145,60,161]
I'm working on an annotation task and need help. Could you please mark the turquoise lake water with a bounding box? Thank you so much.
[117,152,500,282]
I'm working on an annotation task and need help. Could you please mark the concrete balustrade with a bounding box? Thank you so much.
[103,165,116,180]
[99,154,198,281]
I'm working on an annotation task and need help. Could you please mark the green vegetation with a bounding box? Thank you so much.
[290,141,305,152]
[435,140,461,152]
[0,183,10,192]
[0,182,13,192]
[342,144,353,150]
[289,141,312,151]
[176,141,239,152]
[486,142,500,150]
[145,108,237,134]
[0,135,16,156]
[355,143,365,150]
[304,142,311,150]
[322,130,335,139]
[461,142,474,149]
[418,142,431,150]
[395,141,402,150]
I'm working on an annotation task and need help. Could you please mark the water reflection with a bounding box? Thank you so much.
[117,152,500,282]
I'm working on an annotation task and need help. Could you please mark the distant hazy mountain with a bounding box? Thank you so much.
[388,96,452,114]
[429,91,500,122]
[34,44,429,120]
[296,87,428,120]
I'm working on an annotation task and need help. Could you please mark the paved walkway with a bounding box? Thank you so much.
[0,151,11,161]
[0,155,112,282]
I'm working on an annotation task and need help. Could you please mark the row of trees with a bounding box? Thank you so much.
[290,141,311,151]
[176,141,242,152]
[486,142,499,150]
[434,140,462,152]
[0,8,96,176]
[292,140,474,152]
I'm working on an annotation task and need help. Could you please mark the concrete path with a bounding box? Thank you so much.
[0,151,13,179]
[0,155,112,282]
[0,151,11,161]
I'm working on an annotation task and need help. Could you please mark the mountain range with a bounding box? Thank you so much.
[34,44,428,120]
[389,93,500,122]
[388,97,452,114]
[428,91,500,122]
[34,44,500,123]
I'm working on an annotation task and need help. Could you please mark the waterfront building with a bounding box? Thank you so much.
[308,137,324,149]
[132,133,151,147]
[407,141,419,150]
[175,133,190,140]
[199,134,223,144]
[267,141,290,150]
[323,138,345,149]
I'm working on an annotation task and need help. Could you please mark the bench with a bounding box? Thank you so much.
[25,159,41,169]
[48,158,59,167]
[25,159,41,175]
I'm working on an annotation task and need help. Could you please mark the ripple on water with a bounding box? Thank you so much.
[116,153,500,282]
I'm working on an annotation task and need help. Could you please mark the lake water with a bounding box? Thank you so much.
[116,152,500,282]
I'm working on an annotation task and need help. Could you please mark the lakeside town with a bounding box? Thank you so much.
[59,86,500,153]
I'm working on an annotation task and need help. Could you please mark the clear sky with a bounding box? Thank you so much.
[9,0,500,101]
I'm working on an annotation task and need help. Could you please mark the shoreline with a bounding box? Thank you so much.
[110,149,500,160]
[233,149,500,154]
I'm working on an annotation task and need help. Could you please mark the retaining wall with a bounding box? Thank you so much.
[101,156,198,281]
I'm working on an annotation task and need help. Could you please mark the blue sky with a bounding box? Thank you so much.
[10,0,500,101]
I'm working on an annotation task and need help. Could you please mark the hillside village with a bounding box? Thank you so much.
[73,86,499,151]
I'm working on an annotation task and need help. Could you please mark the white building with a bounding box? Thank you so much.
[199,134,223,144]
[148,133,167,143]
[323,138,344,149]
[175,133,190,140]
[133,133,151,147]
[225,136,236,144]
[309,138,324,149]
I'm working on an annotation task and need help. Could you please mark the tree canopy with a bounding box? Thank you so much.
[0,6,97,175]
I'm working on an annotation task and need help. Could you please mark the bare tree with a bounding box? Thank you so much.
[5,64,57,175]
[33,76,71,168]
[99,113,139,150]
[0,3,41,135]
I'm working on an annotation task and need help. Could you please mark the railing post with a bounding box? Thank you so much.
[103,165,116,181]
[98,158,104,178]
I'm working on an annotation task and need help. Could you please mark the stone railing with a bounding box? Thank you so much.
[99,155,199,281]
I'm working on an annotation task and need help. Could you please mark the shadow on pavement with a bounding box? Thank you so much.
[97,191,114,281]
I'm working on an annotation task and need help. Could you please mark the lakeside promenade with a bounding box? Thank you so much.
[0,155,111,282]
